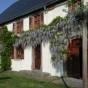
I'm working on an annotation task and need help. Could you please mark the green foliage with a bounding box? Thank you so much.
[67,0,77,6]
[14,16,62,48]
[31,16,62,30]
[0,71,67,88]
[48,16,62,26]
[68,0,76,3]
[0,26,16,71]
[15,0,86,63]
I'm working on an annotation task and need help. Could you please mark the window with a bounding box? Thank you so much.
[29,12,43,30]
[11,46,24,59]
[16,46,24,59]
[13,19,23,34]
[12,19,24,59]
[68,0,81,11]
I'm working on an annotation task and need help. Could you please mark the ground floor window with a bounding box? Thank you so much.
[11,46,24,59]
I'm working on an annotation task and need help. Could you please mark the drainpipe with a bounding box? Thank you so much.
[44,6,48,14]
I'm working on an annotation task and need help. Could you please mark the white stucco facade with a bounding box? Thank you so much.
[23,17,29,31]
[42,3,66,76]
[11,47,32,71]
[44,3,67,25]
[7,2,66,76]
[7,17,33,71]
[7,23,13,32]
[84,0,88,5]
[41,42,64,76]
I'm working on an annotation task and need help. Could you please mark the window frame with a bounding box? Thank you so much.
[29,12,44,30]
[13,19,23,35]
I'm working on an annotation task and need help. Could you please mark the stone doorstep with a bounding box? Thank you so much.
[19,70,50,78]
[19,70,83,88]
[52,77,83,88]
[65,77,83,88]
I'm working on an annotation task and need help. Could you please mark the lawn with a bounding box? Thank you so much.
[0,71,68,88]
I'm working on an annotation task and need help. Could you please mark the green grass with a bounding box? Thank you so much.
[0,71,68,88]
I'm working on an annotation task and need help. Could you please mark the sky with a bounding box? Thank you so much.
[0,0,16,14]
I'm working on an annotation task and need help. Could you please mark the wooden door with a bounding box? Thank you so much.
[66,38,82,79]
[35,45,41,69]
[32,45,41,70]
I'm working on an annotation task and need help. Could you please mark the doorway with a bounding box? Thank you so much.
[32,44,41,70]
[66,38,82,79]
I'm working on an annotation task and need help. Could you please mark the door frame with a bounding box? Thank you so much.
[66,38,82,79]
[32,44,42,70]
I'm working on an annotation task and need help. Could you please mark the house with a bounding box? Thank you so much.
[0,0,87,79]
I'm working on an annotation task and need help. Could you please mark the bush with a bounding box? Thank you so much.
[0,26,16,71]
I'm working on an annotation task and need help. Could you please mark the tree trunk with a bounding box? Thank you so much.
[82,20,88,88]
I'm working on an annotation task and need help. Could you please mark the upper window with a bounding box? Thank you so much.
[29,12,43,30]
[13,19,23,35]
[68,0,81,11]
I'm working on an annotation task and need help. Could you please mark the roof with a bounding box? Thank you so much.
[0,0,66,25]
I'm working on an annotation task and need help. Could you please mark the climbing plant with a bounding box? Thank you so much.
[14,16,63,48]
[14,0,88,64]
[0,26,16,71]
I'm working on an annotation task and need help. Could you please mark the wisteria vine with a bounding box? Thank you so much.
[14,2,88,63]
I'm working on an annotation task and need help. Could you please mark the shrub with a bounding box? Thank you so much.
[0,26,16,71]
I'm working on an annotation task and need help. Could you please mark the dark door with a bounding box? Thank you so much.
[66,38,82,79]
[32,45,41,70]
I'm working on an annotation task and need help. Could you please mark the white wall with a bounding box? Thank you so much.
[7,23,13,32]
[41,42,63,77]
[6,1,88,76]
[7,2,66,75]
[42,3,66,76]
[11,47,32,71]
[44,3,67,25]
[7,17,32,71]
[41,43,51,73]
[23,17,29,31]
[7,17,29,32]
[84,0,88,5]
